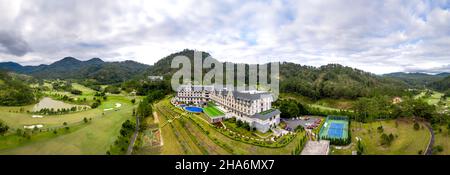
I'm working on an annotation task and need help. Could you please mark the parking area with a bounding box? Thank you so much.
[282,116,323,131]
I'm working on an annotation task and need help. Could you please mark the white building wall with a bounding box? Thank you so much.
[177,86,279,133]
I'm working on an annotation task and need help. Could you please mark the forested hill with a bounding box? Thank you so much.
[144,49,409,99]
[0,71,36,106]
[384,72,449,89]
[429,75,450,92]
[145,49,214,78]
[279,63,408,99]
[0,57,149,84]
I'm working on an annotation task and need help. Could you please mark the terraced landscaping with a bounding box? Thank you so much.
[151,98,306,155]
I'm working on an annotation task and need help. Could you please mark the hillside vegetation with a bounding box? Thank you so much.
[0,71,36,106]
[429,76,450,92]
[145,49,408,99]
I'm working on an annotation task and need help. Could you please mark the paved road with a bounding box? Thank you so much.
[126,115,140,155]
[425,123,435,155]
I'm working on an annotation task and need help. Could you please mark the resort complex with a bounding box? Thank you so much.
[173,85,281,133]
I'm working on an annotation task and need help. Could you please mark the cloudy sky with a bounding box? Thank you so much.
[0,0,449,74]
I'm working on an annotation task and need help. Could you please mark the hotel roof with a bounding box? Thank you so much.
[250,109,281,120]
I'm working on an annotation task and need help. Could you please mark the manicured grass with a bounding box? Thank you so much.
[415,90,449,113]
[72,83,96,95]
[0,95,137,154]
[203,106,225,118]
[433,126,450,155]
[309,104,342,112]
[0,123,89,150]
[279,93,353,111]
[330,119,431,155]
[0,96,130,129]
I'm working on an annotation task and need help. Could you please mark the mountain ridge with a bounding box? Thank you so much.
[1,49,448,97]
[0,57,149,84]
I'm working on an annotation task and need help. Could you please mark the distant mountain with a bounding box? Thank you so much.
[0,57,149,84]
[436,72,450,77]
[0,62,31,73]
[384,72,450,88]
[145,49,408,99]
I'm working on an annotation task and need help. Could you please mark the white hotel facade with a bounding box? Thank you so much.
[175,85,281,133]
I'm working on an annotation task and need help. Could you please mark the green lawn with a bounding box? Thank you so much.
[415,91,443,105]
[330,119,431,155]
[415,90,449,113]
[203,106,225,118]
[280,93,353,111]
[0,94,137,154]
[433,126,450,155]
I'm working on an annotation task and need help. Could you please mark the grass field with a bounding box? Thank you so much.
[203,105,225,118]
[331,119,431,155]
[280,93,351,112]
[415,90,449,113]
[0,83,138,155]
[0,96,135,154]
[415,91,443,105]
[433,126,450,155]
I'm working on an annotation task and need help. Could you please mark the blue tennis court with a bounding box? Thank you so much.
[319,116,349,140]
[328,123,344,138]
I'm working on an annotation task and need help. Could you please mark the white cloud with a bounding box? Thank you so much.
[0,0,449,74]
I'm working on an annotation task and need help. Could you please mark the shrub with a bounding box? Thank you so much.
[0,121,9,136]
[413,122,420,130]
[380,133,395,146]
[377,125,384,133]
[70,89,82,95]
[432,145,444,154]
[356,140,364,155]
[91,101,101,109]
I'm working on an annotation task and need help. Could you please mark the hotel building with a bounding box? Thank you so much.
[175,85,281,133]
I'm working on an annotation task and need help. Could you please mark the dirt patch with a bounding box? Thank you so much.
[153,112,160,124]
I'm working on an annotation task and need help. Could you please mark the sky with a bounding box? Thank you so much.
[0,0,449,74]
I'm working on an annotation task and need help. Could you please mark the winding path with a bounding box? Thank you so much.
[424,123,435,155]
